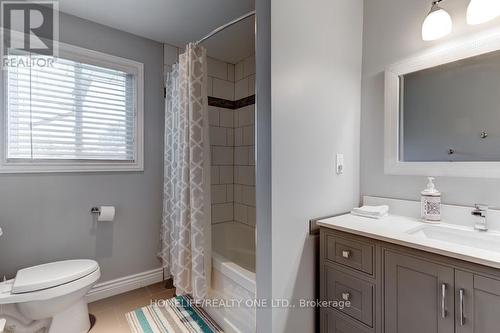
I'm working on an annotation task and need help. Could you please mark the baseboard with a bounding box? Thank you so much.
[86,267,164,303]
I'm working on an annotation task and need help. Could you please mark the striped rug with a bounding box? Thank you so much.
[126,295,224,333]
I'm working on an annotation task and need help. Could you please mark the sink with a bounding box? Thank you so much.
[406,224,500,252]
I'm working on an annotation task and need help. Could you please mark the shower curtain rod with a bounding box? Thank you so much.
[195,10,256,45]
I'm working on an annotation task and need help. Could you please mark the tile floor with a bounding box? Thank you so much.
[88,282,175,333]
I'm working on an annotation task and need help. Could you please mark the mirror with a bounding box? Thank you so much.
[385,30,500,178]
[400,50,500,162]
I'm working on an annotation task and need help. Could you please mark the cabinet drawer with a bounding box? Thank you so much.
[325,233,374,275]
[325,265,374,327]
[321,309,371,333]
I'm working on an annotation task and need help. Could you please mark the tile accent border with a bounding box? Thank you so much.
[208,95,256,110]
[208,97,235,109]
[234,95,255,109]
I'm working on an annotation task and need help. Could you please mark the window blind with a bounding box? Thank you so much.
[6,55,136,161]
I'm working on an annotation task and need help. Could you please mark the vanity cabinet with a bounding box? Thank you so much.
[454,270,500,333]
[320,230,380,333]
[384,250,454,333]
[321,309,372,333]
[320,227,500,333]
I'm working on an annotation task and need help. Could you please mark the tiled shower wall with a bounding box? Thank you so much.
[208,57,236,224]
[163,46,256,229]
[233,57,256,227]
[208,56,256,228]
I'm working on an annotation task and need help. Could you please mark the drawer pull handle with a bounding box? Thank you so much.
[441,283,447,318]
[459,289,465,326]
[341,292,351,301]
[341,250,351,259]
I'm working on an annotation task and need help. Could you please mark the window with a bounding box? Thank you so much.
[1,42,144,173]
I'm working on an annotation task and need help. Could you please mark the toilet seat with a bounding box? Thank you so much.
[13,260,99,294]
[0,261,100,305]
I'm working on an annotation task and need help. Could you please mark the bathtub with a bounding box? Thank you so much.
[205,222,256,333]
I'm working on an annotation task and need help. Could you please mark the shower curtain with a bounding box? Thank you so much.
[160,44,211,300]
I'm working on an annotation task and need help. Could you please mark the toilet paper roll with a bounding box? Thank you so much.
[98,206,115,222]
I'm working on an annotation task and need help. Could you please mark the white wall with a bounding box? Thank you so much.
[361,0,500,206]
[271,0,364,331]
[255,0,272,329]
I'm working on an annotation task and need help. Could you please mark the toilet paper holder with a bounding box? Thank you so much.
[90,206,116,222]
[90,207,101,215]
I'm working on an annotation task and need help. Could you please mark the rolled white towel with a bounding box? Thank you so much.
[351,205,389,219]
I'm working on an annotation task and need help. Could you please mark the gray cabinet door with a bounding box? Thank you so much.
[455,270,500,333]
[384,250,454,333]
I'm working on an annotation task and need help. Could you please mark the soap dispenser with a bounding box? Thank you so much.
[421,177,441,222]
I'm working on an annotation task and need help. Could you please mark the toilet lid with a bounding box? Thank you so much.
[12,259,99,294]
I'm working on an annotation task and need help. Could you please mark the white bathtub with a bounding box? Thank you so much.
[212,221,255,273]
[205,222,256,333]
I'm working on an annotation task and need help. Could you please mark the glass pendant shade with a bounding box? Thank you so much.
[467,0,500,25]
[422,4,453,41]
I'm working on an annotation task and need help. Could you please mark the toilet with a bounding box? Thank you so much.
[0,259,100,333]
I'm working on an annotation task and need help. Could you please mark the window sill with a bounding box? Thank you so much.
[0,161,144,173]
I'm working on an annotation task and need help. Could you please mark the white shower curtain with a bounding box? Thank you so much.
[160,44,211,300]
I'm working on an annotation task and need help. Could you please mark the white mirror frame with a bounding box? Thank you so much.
[385,28,500,179]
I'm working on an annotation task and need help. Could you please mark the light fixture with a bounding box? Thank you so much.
[422,0,453,41]
[467,0,500,25]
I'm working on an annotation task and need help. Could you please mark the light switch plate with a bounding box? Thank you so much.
[336,153,344,174]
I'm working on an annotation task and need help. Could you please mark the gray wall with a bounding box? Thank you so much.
[0,13,164,281]
[361,0,500,206]
[271,0,364,332]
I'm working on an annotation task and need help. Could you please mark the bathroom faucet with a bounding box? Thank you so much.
[472,204,488,231]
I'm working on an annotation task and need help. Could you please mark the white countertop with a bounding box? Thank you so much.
[317,213,500,270]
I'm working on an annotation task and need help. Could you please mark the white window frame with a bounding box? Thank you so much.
[0,37,144,173]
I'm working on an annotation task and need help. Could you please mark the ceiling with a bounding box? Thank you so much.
[58,0,255,64]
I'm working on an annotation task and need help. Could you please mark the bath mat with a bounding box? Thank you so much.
[126,295,224,333]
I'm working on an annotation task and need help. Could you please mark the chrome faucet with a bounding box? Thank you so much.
[472,204,488,231]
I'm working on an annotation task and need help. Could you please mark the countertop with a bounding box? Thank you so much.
[317,213,500,269]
